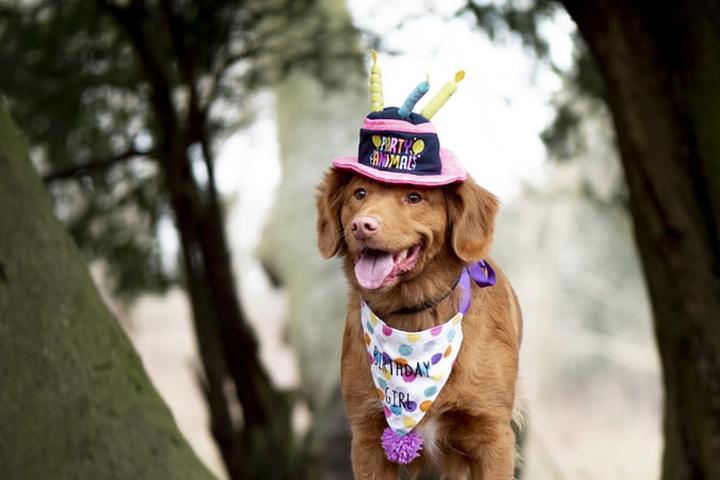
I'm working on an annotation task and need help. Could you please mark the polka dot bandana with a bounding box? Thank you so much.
[360,302,463,435]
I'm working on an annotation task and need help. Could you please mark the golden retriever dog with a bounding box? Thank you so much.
[316,169,522,479]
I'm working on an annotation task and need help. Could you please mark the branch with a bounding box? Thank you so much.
[43,148,155,183]
[206,44,261,107]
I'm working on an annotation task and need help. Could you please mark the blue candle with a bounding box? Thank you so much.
[398,76,430,118]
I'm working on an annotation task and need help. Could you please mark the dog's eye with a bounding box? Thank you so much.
[354,188,367,200]
[406,192,423,204]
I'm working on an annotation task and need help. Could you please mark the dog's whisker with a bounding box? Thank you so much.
[334,231,345,246]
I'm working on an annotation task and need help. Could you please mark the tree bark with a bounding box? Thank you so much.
[0,106,215,478]
[560,1,720,477]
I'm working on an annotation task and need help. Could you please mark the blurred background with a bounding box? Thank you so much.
[5,0,719,478]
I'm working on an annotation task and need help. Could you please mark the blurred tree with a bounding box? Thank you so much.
[0,104,215,479]
[463,0,720,477]
[561,3,720,478]
[0,1,360,478]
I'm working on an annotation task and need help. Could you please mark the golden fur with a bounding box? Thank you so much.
[316,170,522,479]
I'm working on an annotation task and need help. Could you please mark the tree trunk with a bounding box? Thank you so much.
[0,106,215,478]
[560,1,720,477]
[161,132,295,479]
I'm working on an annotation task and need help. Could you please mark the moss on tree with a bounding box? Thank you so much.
[0,105,215,479]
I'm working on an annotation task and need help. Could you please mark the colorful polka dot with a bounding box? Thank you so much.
[424,386,437,397]
[376,388,385,400]
[431,325,443,336]
[420,400,433,412]
[384,406,391,417]
[423,341,436,352]
[403,417,417,428]
[444,345,452,358]
[446,329,456,342]
[431,353,442,365]
[377,377,387,389]
[402,372,417,383]
[406,333,421,343]
[390,405,402,415]
[364,332,371,346]
[405,401,417,412]
[366,321,374,334]
[399,344,413,356]
[382,325,393,336]
[395,357,408,366]
[369,312,378,326]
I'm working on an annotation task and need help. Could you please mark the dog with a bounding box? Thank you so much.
[316,168,523,479]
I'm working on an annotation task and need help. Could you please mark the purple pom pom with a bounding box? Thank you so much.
[381,427,423,464]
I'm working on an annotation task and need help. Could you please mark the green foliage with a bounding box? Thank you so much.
[0,0,362,301]
[462,1,609,168]
[540,102,582,161]
[540,36,607,167]
[0,1,143,168]
[461,0,561,58]
[570,34,605,101]
[56,165,174,300]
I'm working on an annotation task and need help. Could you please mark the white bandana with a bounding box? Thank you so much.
[360,302,463,434]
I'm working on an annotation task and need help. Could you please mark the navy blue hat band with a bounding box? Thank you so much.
[358,129,441,176]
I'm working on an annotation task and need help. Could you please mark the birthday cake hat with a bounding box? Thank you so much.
[332,50,468,186]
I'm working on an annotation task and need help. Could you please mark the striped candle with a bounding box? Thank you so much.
[398,75,430,118]
[370,50,384,112]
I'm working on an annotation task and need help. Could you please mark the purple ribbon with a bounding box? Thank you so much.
[459,260,496,314]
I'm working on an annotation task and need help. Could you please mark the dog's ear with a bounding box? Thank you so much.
[315,169,351,258]
[445,178,499,262]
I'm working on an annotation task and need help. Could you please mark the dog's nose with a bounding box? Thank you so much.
[351,215,380,240]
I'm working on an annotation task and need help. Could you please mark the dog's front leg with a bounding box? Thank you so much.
[350,430,399,480]
[466,421,515,480]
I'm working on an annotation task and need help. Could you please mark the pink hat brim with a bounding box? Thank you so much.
[332,148,467,187]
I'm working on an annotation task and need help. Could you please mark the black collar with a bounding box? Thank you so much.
[388,275,462,316]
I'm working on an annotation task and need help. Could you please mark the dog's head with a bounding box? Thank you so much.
[316,170,498,292]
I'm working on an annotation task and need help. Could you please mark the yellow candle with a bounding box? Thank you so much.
[420,70,465,119]
[370,49,384,112]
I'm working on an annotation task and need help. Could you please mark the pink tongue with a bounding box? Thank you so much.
[354,250,395,289]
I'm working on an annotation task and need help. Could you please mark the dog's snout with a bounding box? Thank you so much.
[351,215,380,240]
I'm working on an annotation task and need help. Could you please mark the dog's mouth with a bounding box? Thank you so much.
[353,243,423,290]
